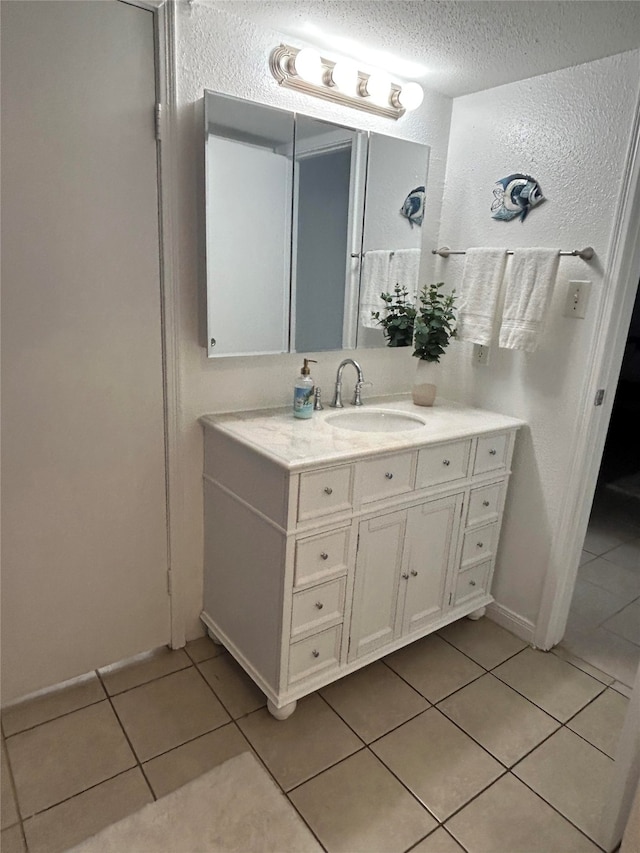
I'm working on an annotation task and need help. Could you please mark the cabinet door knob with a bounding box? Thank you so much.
[477,542,484,548]
[385,472,393,480]
[324,486,333,495]
[401,573,409,580]
[410,570,418,577]
[312,649,320,658]
[482,500,490,507]
[489,449,497,456]
[442,459,451,466]
[469,579,477,587]
[315,601,324,610]
[320,552,328,560]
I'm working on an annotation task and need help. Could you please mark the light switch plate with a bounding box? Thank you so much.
[564,280,591,318]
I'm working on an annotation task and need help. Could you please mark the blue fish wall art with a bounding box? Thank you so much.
[400,185,425,228]
[491,173,545,222]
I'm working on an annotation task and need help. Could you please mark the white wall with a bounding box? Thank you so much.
[436,50,640,630]
[175,3,453,637]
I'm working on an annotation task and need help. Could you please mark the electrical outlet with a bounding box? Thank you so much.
[473,344,490,365]
[564,280,591,318]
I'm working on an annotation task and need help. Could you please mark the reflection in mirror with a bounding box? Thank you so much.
[293,117,366,352]
[205,92,294,356]
[357,135,431,348]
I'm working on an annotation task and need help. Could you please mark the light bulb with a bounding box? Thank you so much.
[398,82,424,111]
[292,48,322,84]
[330,60,359,95]
[364,71,391,105]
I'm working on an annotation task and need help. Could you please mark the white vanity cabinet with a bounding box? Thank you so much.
[200,401,522,719]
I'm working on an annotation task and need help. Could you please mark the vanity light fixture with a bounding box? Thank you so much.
[270,44,424,120]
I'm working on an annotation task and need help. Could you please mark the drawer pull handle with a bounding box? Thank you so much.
[320,552,328,560]
[410,570,418,577]
[477,542,484,548]
[482,500,490,507]
[489,449,497,456]
[385,472,393,480]
[315,601,324,610]
[324,487,333,495]
[469,579,477,587]
[442,459,451,466]
[401,573,409,580]
[312,649,320,658]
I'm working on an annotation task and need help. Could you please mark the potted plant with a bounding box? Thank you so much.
[411,282,457,406]
[371,284,416,348]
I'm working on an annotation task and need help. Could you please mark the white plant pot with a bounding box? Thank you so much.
[412,359,439,407]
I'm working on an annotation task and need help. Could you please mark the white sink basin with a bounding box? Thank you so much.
[325,409,427,433]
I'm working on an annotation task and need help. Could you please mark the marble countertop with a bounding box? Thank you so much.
[200,396,525,472]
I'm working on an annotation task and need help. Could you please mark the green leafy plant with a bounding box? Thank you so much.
[371,285,416,348]
[412,282,457,362]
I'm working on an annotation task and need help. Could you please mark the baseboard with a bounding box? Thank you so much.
[486,601,536,645]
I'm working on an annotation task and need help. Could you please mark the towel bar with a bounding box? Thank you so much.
[432,246,595,261]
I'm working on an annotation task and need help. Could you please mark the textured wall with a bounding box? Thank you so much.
[436,50,640,627]
[175,2,453,636]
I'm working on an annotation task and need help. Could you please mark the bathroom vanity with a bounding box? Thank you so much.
[200,399,523,719]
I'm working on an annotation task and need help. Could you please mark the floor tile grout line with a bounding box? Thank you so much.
[381,656,487,707]
[404,823,470,853]
[2,692,109,739]
[436,630,530,672]
[550,647,618,687]
[100,658,193,700]
[2,731,26,827]
[506,769,609,852]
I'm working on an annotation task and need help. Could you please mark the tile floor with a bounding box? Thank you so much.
[558,488,640,690]
[1,617,630,853]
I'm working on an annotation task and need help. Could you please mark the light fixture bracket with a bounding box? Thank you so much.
[269,44,406,120]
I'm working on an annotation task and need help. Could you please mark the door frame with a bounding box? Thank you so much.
[534,84,640,651]
[122,0,185,647]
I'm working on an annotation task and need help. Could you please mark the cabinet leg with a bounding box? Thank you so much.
[467,606,487,621]
[267,699,297,720]
[207,628,223,645]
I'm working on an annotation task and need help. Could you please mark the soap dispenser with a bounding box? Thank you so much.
[293,359,317,419]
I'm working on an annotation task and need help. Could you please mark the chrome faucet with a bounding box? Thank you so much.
[330,358,367,408]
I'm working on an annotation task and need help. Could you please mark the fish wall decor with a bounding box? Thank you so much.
[491,173,545,222]
[400,186,425,228]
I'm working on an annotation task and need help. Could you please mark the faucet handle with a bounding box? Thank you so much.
[352,380,373,406]
[313,387,324,411]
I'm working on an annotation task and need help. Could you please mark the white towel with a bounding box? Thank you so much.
[390,248,421,300]
[455,248,508,346]
[359,250,392,329]
[499,248,559,352]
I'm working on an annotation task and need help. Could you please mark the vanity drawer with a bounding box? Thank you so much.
[359,452,414,504]
[298,465,353,522]
[291,577,346,638]
[416,440,471,489]
[466,482,504,527]
[294,527,350,588]
[461,522,499,567]
[454,560,492,606]
[288,625,342,684]
[473,432,509,476]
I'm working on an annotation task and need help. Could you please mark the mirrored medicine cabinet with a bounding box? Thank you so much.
[204,89,431,358]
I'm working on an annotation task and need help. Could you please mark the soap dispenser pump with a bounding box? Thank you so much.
[293,359,317,419]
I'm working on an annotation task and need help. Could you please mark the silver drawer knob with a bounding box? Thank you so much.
[320,552,328,560]
[469,579,477,587]
[410,570,418,577]
[442,459,451,466]
[315,601,324,610]
[483,500,490,507]
[324,487,333,495]
[385,472,393,480]
[489,449,497,456]
[477,542,484,548]
[401,573,409,580]
[312,649,320,658]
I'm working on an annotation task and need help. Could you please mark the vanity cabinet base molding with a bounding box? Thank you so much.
[201,404,521,718]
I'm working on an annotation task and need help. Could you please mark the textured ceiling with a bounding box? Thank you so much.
[206,1,640,97]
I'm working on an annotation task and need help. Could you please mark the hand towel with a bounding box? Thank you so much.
[359,250,392,329]
[390,248,421,300]
[455,248,508,346]
[499,248,560,352]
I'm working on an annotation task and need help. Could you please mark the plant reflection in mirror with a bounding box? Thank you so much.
[372,284,416,347]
